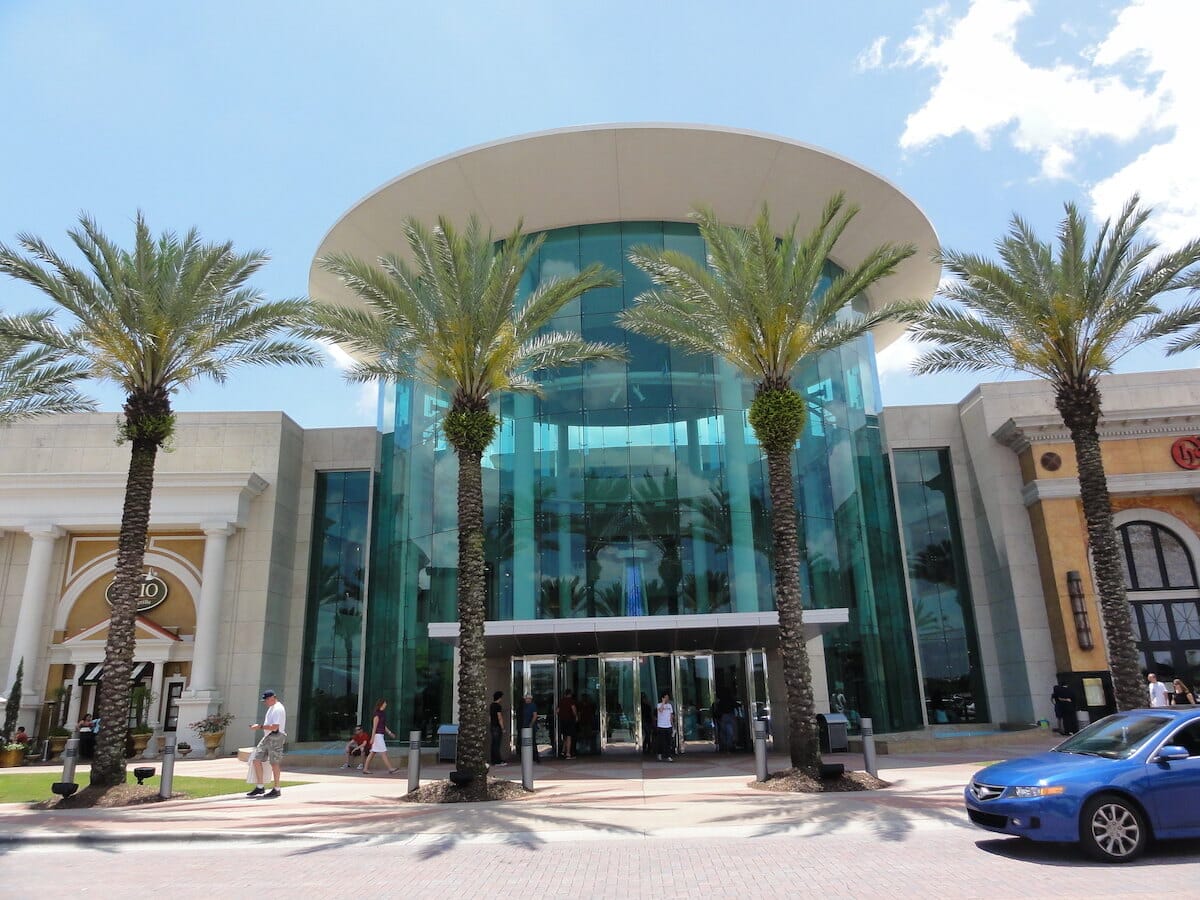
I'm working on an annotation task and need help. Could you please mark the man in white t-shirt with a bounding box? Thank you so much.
[247,690,287,798]
[655,692,675,762]
[1147,673,1169,708]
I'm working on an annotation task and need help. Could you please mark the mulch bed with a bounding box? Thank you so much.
[750,768,890,793]
[32,784,184,810]
[401,777,533,804]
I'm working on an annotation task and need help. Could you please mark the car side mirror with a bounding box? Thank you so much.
[1155,745,1191,762]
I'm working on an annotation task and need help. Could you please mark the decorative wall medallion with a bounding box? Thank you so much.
[105,572,170,613]
[1170,436,1200,470]
[1040,452,1062,472]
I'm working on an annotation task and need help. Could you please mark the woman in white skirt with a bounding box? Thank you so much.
[363,698,399,775]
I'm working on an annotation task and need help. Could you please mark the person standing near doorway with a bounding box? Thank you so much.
[557,690,578,759]
[362,698,399,775]
[77,713,96,759]
[656,691,675,762]
[490,691,507,766]
[1148,673,1169,708]
[1051,681,1078,735]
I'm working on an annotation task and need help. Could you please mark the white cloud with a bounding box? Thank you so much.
[317,338,355,370]
[897,0,1155,179]
[856,36,888,72]
[1088,0,1200,245]
[876,332,930,379]
[891,0,1200,246]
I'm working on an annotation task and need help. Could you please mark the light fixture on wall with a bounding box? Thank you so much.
[1066,570,1094,651]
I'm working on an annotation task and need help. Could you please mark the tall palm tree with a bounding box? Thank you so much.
[0,311,95,423]
[620,197,917,773]
[906,195,1200,712]
[0,213,319,786]
[309,216,622,782]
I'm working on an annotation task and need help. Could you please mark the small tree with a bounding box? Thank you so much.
[2,659,22,740]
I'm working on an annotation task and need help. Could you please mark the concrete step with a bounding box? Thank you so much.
[847,725,1052,755]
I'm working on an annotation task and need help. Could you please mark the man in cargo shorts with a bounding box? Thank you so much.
[247,690,287,798]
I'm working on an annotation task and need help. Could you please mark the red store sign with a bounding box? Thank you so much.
[1171,436,1200,470]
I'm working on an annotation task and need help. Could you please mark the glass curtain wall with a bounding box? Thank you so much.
[892,448,989,724]
[299,470,371,741]
[364,221,923,735]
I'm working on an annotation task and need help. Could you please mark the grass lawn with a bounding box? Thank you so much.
[0,772,307,804]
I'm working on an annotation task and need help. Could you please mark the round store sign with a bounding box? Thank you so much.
[105,574,170,613]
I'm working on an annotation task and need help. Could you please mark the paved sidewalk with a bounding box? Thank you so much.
[0,736,1057,845]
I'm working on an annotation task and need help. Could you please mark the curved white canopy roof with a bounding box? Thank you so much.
[310,123,940,351]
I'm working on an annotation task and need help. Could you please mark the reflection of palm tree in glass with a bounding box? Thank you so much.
[537,576,585,619]
[910,539,956,587]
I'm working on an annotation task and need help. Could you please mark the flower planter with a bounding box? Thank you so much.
[47,736,68,760]
[202,731,225,759]
[130,732,152,756]
[176,746,192,758]
[0,747,25,768]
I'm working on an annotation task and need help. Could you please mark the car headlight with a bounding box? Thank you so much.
[1010,785,1065,798]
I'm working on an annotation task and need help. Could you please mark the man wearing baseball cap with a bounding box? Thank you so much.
[247,690,287,798]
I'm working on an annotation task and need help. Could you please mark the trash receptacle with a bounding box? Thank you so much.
[816,713,849,753]
[437,724,458,762]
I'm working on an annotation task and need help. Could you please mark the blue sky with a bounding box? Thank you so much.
[2,0,1195,427]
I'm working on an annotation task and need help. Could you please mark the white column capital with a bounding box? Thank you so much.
[24,524,65,542]
[200,522,236,538]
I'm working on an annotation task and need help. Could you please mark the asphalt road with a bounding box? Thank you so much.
[4,822,1198,898]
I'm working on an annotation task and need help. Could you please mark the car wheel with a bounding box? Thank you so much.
[1080,793,1147,863]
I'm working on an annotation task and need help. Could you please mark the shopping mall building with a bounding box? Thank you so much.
[3,125,1198,756]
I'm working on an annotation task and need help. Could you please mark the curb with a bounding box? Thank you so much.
[0,828,354,847]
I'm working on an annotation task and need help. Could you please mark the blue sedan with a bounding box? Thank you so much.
[964,707,1200,862]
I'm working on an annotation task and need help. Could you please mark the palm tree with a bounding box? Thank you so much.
[309,216,622,782]
[620,197,917,774]
[0,311,94,423]
[0,213,319,786]
[906,195,1200,711]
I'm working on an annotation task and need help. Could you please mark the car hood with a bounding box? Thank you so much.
[973,751,1119,786]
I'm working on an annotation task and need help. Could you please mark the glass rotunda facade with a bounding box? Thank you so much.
[364,220,923,743]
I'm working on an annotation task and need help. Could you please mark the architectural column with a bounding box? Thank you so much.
[6,525,64,696]
[188,522,234,694]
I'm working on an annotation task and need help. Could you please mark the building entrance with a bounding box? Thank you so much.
[511,650,768,759]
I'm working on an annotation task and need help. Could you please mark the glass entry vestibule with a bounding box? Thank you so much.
[511,650,770,758]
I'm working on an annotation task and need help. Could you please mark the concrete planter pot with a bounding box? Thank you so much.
[202,731,225,759]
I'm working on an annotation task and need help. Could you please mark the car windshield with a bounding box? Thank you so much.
[1054,713,1171,759]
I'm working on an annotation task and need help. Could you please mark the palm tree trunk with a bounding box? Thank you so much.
[763,445,820,773]
[1057,381,1143,711]
[90,434,159,787]
[455,445,489,779]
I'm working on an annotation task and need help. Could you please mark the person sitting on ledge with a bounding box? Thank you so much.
[11,726,30,747]
[344,725,370,768]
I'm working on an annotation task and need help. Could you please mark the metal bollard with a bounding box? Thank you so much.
[753,720,769,782]
[407,730,422,793]
[861,717,877,778]
[159,735,176,799]
[60,738,79,784]
[520,726,533,790]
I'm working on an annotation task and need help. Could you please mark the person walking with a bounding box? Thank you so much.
[1170,679,1196,705]
[247,690,287,799]
[656,691,675,762]
[1147,673,1169,708]
[490,690,507,767]
[362,698,399,775]
[519,692,540,762]
[557,690,578,759]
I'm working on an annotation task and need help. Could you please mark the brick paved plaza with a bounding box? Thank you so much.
[2,741,1197,897]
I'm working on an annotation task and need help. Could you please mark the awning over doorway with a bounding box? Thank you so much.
[426,608,849,657]
[76,661,153,684]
